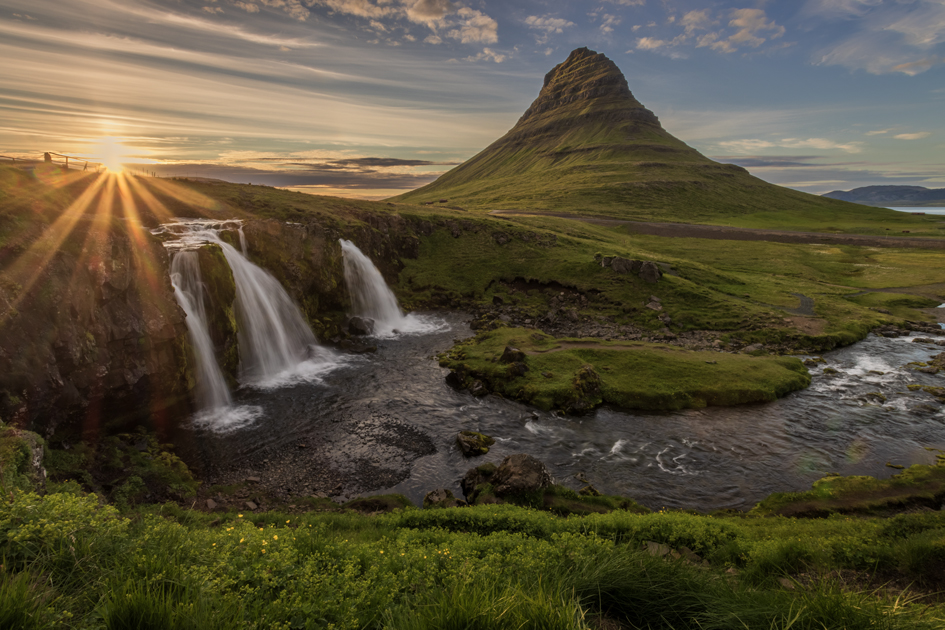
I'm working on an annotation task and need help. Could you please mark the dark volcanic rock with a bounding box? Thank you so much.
[639,261,663,283]
[499,346,526,363]
[490,454,553,497]
[348,316,375,336]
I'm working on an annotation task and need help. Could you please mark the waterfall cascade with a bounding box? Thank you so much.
[339,239,445,337]
[159,219,339,430]
[169,251,232,410]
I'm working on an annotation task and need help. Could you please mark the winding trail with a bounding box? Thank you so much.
[489,211,945,250]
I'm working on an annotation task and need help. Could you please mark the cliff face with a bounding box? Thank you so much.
[0,168,433,437]
[0,210,190,437]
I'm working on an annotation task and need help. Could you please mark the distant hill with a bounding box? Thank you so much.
[822,185,945,207]
[392,47,882,227]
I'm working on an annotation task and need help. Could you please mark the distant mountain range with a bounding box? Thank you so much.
[822,186,945,207]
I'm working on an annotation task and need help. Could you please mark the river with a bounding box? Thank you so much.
[172,312,945,512]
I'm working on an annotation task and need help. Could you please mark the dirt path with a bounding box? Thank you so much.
[490,211,945,250]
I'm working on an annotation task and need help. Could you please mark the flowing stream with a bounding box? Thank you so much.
[161,221,945,511]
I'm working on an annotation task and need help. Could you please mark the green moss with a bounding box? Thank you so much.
[0,426,44,493]
[752,462,945,517]
[440,327,810,413]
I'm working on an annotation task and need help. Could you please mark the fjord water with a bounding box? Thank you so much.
[174,310,945,511]
[339,238,444,337]
[888,206,945,215]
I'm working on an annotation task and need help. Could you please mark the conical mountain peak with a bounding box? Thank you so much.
[517,47,657,128]
[393,48,847,223]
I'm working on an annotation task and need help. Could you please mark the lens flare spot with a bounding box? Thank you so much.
[92,136,129,173]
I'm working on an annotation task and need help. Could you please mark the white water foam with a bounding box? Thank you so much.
[339,239,447,337]
[159,218,346,430]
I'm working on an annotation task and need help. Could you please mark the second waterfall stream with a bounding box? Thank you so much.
[339,239,445,337]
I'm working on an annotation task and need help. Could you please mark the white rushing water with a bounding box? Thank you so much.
[159,219,343,431]
[339,238,445,337]
[170,251,232,410]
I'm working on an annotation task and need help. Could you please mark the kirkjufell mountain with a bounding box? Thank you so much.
[394,47,864,223]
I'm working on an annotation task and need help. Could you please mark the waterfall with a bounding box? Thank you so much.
[158,218,341,396]
[339,239,445,337]
[197,231,325,385]
[238,227,248,256]
[170,251,232,410]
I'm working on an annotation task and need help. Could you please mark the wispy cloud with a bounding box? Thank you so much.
[635,8,786,56]
[524,16,574,34]
[808,0,945,75]
[719,137,863,153]
[894,131,932,140]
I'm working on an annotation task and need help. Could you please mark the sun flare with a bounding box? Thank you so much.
[93,136,129,173]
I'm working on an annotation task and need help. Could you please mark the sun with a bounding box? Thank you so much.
[93,136,129,173]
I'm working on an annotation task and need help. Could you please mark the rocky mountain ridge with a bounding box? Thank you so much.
[823,185,945,207]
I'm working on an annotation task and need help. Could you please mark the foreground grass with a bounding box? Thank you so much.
[1,491,944,629]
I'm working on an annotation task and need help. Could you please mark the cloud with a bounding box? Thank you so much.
[603,0,644,5]
[728,9,785,47]
[780,137,862,152]
[309,0,498,45]
[718,139,777,152]
[599,14,621,34]
[448,8,498,44]
[680,9,715,35]
[810,0,945,75]
[711,155,830,168]
[891,57,943,75]
[894,132,932,140]
[719,137,862,153]
[636,37,669,51]
[233,1,260,12]
[636,8,785,56]
[865,128,891,135]
[203,6,224,14]
[465,47,505,63]
[403,0,454,29]
[257,0,310,21]
[524,15,575,34]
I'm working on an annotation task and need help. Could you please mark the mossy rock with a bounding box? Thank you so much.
[0,426,46,493]
[456,431,496,457]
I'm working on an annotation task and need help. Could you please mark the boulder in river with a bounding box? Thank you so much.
[348,316,375,336]
[490,453,553,497]
[456,430,495,456]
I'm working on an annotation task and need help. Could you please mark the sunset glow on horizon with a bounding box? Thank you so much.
[1,0,943,197]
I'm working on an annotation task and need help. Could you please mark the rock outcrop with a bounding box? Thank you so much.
[461,454,553,504]
[0,214,190,436]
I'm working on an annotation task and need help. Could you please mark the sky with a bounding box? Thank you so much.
[1,0,943,198]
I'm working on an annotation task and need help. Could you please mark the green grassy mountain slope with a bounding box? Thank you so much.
[392,48,902,228]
